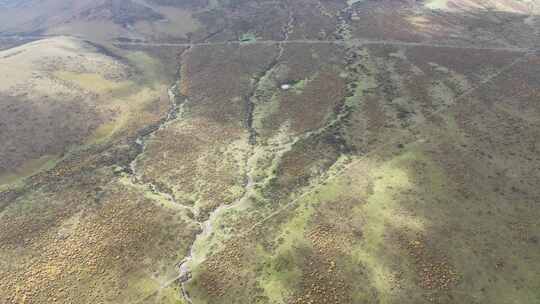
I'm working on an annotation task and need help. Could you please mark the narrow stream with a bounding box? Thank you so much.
[177,143,257,303]
[126,79,203,302]
[131,21,299,300]
[176,17,298,301]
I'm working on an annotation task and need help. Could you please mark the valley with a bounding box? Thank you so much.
[0,1,539,303]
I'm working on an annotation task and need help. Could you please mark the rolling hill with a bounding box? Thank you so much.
[0,0,539,303]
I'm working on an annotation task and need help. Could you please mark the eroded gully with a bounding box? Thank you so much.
[176,13,296,303]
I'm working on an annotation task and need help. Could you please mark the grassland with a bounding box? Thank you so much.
[179,35,539,304]
[0,0,539,304]
[0,35,194,303]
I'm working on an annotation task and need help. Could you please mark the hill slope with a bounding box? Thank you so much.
[0,0,539,304]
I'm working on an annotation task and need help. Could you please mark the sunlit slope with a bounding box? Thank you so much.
[0,0,200,43]
[0,37,192,303]
[346,0,540,48]
[0,0,539,303]
[0,37,126,184]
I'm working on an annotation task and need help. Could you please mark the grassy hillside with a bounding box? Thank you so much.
[0,0,539,303]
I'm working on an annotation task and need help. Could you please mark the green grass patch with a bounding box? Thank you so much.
[55,71,132,94]
[239,32,258,43]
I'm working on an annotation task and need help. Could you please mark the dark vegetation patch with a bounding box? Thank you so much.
[451,56,540,182]
[405,47,522,82]
[0,94,110,174]
[265,69,347,135]
[470,54,540,112]
[188,0,345,43]
[349,0,539,48]
[0,180,198,304]
[190,0,290,42]
[400,235,459,291]
[428,8,539,48]
[288,246,354,304]
[341,46,408,152]
[253,44,347,140]
[188,237,264,304]
[343,43,526,154]
[349,1,426,42]
[265,128,346,201]
[286,0,344,40]
[278,43,345,83]
[288,198,367,304]
[77,0,164,27]
[181,44,278,126]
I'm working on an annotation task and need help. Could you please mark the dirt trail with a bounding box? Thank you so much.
[111,39,534,53]
[1,35,534,53]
